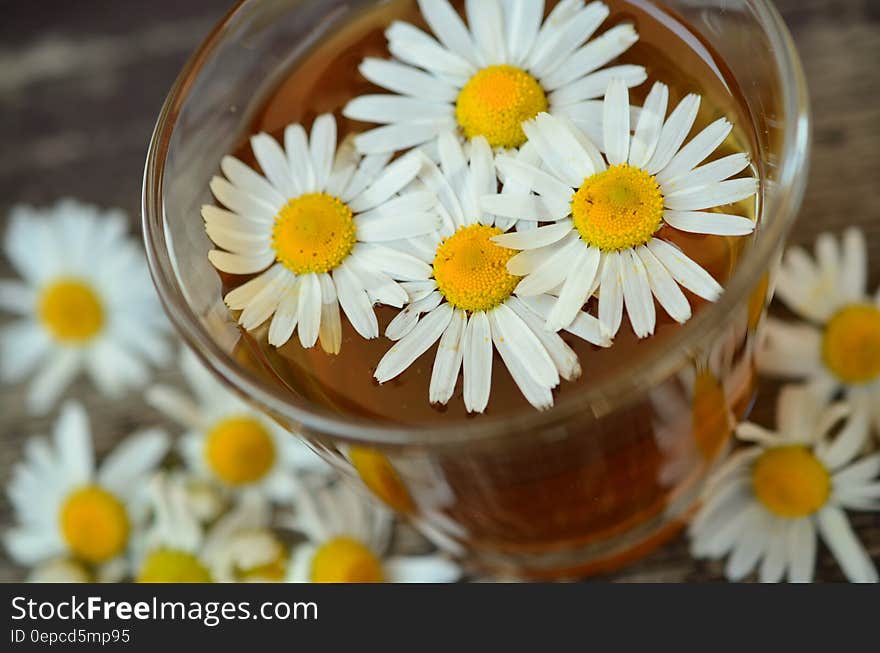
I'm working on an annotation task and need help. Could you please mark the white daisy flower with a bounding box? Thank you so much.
[287,480,460,583]
[205,113,441,352]
[374,133,609,413]
[758,228,880,436]
[135,474,287,583]
[134,473,207,582]
[4,401,170,581]
[0,200,171,414]
[480,80,758,340]
[689,385,880,583]
[344,0,645,153]
[147,348,328,503]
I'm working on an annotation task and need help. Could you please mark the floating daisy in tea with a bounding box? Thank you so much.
[147,348,328,503]
[205,113,441,352]
[374,133,609,413]
[4,402,169,582]
[0,200,172,414]
[482,80,758,339]
[758,229,880,435]
[286,480,460,583]
[344,0,644,153]
[689,386,879,583]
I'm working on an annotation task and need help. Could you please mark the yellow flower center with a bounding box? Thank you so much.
[137,548,213,583]
[433,224,519,312]
[271,192,356,274]
[59,485,129,564]
[752,446,830,518]
[822,304,880,384]
[38,278,104,343]
[456,64,548,149]
[205,416,276,486]
[310,537,384,583]
[350,447,414,514]
[691,370,732,460]
[571,164,664,252]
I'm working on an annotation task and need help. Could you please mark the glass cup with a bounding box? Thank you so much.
[142,0,810,579]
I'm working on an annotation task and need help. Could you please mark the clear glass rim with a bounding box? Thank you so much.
[142,0,811,449]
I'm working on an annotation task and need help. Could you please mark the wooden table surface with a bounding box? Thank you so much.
[0,0,877,582]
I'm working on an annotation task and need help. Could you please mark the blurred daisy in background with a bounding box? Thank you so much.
[690,386,880,583]
[374,133,609,413]
[205,113,440,351]
[0,200,172,414]
[135,473,214,582]
[345,0,645,153]
[4,401,169,582]
[287,479,460,583]
[147,348,328,503]
[759,228,880,435]
[202,492,288,583]
[482,80,757,339]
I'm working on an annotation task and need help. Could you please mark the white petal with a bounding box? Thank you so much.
[664,178,758,211]
[514,237,582,297]
[488,307,556,410]
[418,0,480,66]
[375,303,452,383]
[296,273,322,348]
[529,0,608,77]
[663,210,755,236]
[816,506,878,583]
[224,265,284,310]
[840,227,868,300]
[98,429,169,494]
[385,292,443,341]
[0,321,50,383]
[281,123,315,195]
[544,246,601,331]
[252,132,299,198]
[656,118,732,185]
[354,120,454,156]
[465,0,506,64]
[628,82,668,168]
[355,243,433,281]
[220,156,286,208]
[343,95,454,125]
[646,238,722,301]
[506,296,581,381]
[209,176,277,222]
[504,0,543,66]
[309,113,337,192]
[496,156,574,206]
[620,248,656,338]
[325,135,360,199]
[357,57,459,103]
[54,401,94,484]
[356,210,442,242]
[548,65,646,106]
[480,193,565,222]
[208,249,275,275]
[333,262,379,339]
[602,78,631,165]
[757,319,824,379]
[521,115,588,187]
[636,245,691,324]
[267,278,301,347]
[787,518,816,582]
[318,274,342,355]
[385,554,460,583]
[237,269,290,330]
[387,21,475,78]
[350,151,424,212]
[519,293,610,346]
[490,303,558,387]
[27,350,82,415]
[492,219,573,250]
[645,93,700,175]
[429,309,466,405]
[462,311,493,413]
[536,112,598,181]
[598,251,624,337]
[660,153,750,194]
[541,24,639,91]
